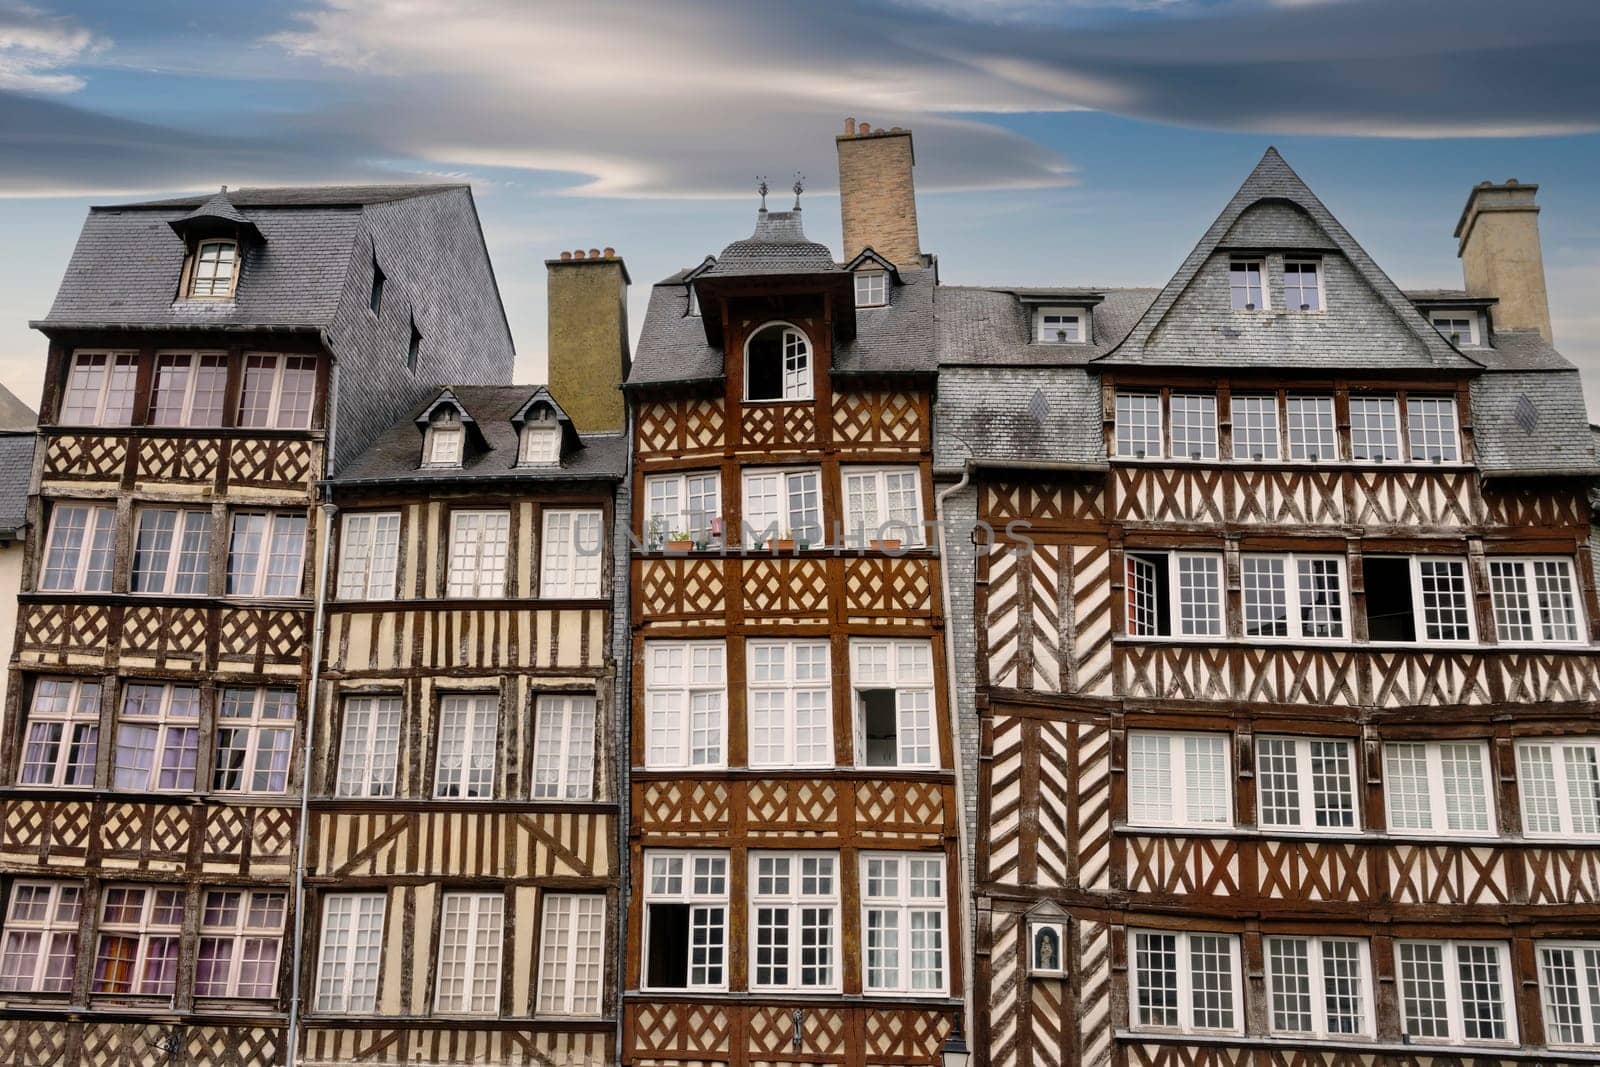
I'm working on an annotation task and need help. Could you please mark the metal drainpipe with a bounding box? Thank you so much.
[934,460,975,1037]
[614,399,635,1067]
[287,353,338,1066]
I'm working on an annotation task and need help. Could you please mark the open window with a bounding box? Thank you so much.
[851,639,935,769]
[1124,551,1224,638]
[744,323,811,402]
[1364,556,1472,644]
[642,851,728,991]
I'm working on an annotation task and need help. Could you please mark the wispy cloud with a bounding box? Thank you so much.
[0,0,101,92]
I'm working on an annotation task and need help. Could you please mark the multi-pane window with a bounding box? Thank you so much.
[843,466,923,545]
[18,678,100,787]
[1431,313,1479,346]
[1488,558,1581,643]
[1255,736,1358,832]
[1283,260,1322,310]
[337,512,401,600]
[1364,556,1474,644]
[520,425,561,465]
[188,239,239,298]
[1127,731,1233,829]
[1417,558,1473,641]
[113,683,200,792]
[745,324,811,402]
[149,352,228,425]
[434,892,503,1015]
[238,353,315,430]
[212,687,294,794]
[1286,395,1338,461]
[446,510,510,597]
[315,893,386,1013]
[852,639,935,768]
[643,471,721,547]
[644,642,726,770]
[1130,930,1241,1033]
[194,889,285,998]
[748,641,831,768]
[1517,739,1600,838]
[1124,552,1224,638]
[1168,393,1217,461]
[0,882,81,993]
[540,509,603,598]
[1348,395,1400,462]
[855,270,887,308]
[742,468,821,546]
[532,694,597,801]
[1231,394,1280,460]
[427,423,463,466]
[39,503,115,592]
[642,851,728,991]
[1115,393,1162,458]
[1407,396,1460,462]
[60,351,136,426]
[1397,940,1515,1045]
[1036,308,1082,343]
[750,852,839,992]
[131,508,212,595]
[1229,260,1265,310]
[537,895,605,1015]
[861,852,945,995]
[226,512,307,598]
[1384,741,1494,836]
[91,885,183,995]
[1537,941,1600,1047]
[1265,936,1370,1038]
[434,694,497,799]
[1240,554,1346,640]
[336,695,402,798]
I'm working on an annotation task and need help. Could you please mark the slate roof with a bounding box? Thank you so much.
[333,385,627,487]
[1471,370,1597,476]
[114,185,465,209]
[0,383,36,432]
[937,286,1158,367]
[0,433,35,536]
[703,208,839,278]
[935,367,1105,473]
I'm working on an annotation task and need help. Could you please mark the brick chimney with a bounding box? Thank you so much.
[545,248,630,433]
[836,118,921,269]
[1455,179,1552,341]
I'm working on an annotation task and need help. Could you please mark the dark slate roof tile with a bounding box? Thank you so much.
[935,367,1104,471]
[936,286,1157,367]
[112,185,466,209]
[0,433,35,533]
[704,208,838,278]
[1471,369,1598,475]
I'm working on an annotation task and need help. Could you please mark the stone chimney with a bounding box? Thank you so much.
[545,248,630,433]
[836,118,921,270]
[1455,179,1552,341]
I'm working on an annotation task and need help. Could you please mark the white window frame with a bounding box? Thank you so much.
[744,322,812,402]
[643,641,727,770]
[337,512,401,601]
[1282,259,1324,311]
[91,884,184,996]
[532,694,597,801]
[747,641,833,769]
[1285,394,1338,462]
[536,894,605,1016]
[855,270,888,308]
[1396,939,1517,1046]
[1254,736,1360,833]
[1123,551,1225,640]
[851,638,936,770]
[149,351,228,426]
[643,471,721,548]
[131,507,213,596]
[226,511,307,598]
[741,466,822,546]
[336,695,402,798]
[1126,730,1234,830]
[748,851,840,993]
[1431,312,1481,347]
[0,881,81,994]
[1264,935,1373,1039]
[1229,260,1266,311]
[1383,740,1495,838]
[1231,394,1281,461]
[842,465,923,546]
[520,425,561,466]
[1406,395,1461,463]
[860,851,947,996]
[60,350,137,427]
[238,352,315,430]
[433,892,504,1016]
[641,850,729,993]
[1114,392,1163,459]
[446,510,510,598]
[188,238,239,299]
[17,677,101,788]
[1129,929,1243,1034]
[212,687,294,795]
[315,893,386,1014]
[1488,557,1582,645]
[434,693,498,800]
[540,508,604,599]
[1517,738,1600,839]
[1348,395,1401,463]
[194,888,286,999]
[1035,307,1084,344]
[39,503,116,593]
[113,682,201,793]
[1536,939,1600,1048]
[426,423,463,467]
[1168,393,1217,461]
[1364,556,1476,645]
[1239,553,1348,643]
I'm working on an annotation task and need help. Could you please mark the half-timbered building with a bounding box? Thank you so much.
[0,184,513,1066]
[620,126,964,1067]
[946,150,1600,1065]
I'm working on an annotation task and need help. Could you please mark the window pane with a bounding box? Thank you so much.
[1407,397,1459,462]
[1115,394,1162,458]
[1232,395,1280,460]
[1349,396,1400,462]
[1169,394,1216,460]
[1176,555,1223,637]
[1286,395,1337,461]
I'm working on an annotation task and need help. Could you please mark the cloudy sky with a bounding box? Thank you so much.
[3,0,1600,410]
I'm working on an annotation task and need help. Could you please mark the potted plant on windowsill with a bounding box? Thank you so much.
[665,531,694,553]
[869,536,903,552]
[768,530,797,553]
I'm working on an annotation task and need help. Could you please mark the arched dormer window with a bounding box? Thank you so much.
[425,408,464,467]
[745,322,811,402]
[188,238,239,299]
[521,422,561,465]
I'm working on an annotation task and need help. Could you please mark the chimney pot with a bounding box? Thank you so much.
[836,121,920,269]
[560,251,573,261]
[574,249,586,260]
[1506,178,1519,186]
[845,117,856,135]
[588,248,601,259]
[603,246,615,258]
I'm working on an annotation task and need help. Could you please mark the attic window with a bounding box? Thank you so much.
[687,286,700,317]
[1283,260,1322,311]
[521,425,561,466]
[369,257,385,316]
[426,411,463,467]
[745,323,811,402]
[188,239,239,299]
[855,270,887,308]
[1035,308,1083,344]
[1230,260,1265,310]
[1430,313,1479,346]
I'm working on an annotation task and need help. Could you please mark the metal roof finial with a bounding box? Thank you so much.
[757,176,768,211]
[792,173,805,209]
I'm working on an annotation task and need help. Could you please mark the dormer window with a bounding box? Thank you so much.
[1230,260,1265,310]
[521,425,560,466]
[1035,308,1083,344]
[369,256,385,316]
[1283,260,1323,311]
[188,239,239,300]
[687,286,700,317]
[1431,313,1480,346]
[855,270,887,308]
[426,411,464,467]
[745,323,811,402]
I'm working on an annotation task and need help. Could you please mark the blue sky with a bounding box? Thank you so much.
[3,0,1600,412]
